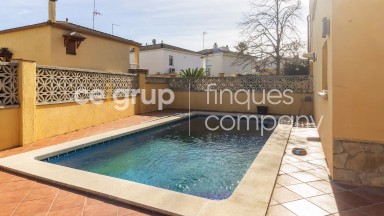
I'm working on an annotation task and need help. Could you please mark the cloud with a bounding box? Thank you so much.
[0,0,310,51]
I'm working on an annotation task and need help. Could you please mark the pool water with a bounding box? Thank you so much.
[46,116,272,200]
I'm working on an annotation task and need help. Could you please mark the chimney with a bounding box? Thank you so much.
[48,0,57,22]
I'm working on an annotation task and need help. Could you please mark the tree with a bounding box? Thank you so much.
[238,0,303,75]
[283,58,309,75]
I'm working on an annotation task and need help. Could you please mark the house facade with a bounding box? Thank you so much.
[199,43,254,76]
[308,0,384,187]
[139,43,203,74]
[0,0,140,73]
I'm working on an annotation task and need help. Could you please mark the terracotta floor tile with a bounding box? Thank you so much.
[308,159,328,168]
[12,198,54,216]
[0,202,20,216]
[0,182,8,192]
[283,199,329,216]
[306,169,331,181]
[280,164,303,174]
[335,209,368,216]
[308,194,354,214]
[25,186,59,201]
[353,203,384,216]
[83,203,118,216]
[269,198,279,206]
[0,190,30,204]
[307,180,345,194]
[333,191,373,209]
[286,183,324,198]
[289,171,321,183]
[1,180,35,192]
[0,172,16,183]
[33,182,58,190]
[11,175,30,182]
[117,207,152,216]
[350,188,384,203]
[333,183,360,191]
[282,155,301,164]
[310,152,326,159]
[277,174,302,186]
[85,197,112,206]
[50,193,86,212]
[275,183,283,188]
[48,207,84,216]
[267,204,296,216]
[292,155,318,162]
[272,187,302,204]
[57,189,75,196]
[290,161,319,171]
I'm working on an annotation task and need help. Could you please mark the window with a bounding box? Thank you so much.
[66,40,76,55]
[169,55,174,66]
[63,32,86,55]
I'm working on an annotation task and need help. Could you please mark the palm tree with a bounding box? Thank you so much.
[180,68,206,77]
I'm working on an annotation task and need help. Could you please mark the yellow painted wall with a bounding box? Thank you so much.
[34,99,137,141]
[169,92,313,115]
[332,0,384,142]
[0,108,20,151]
[310,0,334,174]
[0,24,139,73]
[0,26,52,63]
[141,83,170,114]
[50,26,138,73]
[311,0,384,178]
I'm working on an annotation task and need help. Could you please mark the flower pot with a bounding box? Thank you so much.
[257,106,268,115]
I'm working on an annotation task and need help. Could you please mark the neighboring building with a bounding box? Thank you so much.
[139,42,203,74]
[199,43,254,76]
[0,0,140,73]
[308,0,384,187]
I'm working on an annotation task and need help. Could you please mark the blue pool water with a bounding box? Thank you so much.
[45,116,272,200]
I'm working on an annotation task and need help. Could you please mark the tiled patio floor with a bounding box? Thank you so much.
[0,110,184,216]
[1,110,383,216]
[267,127,384,216]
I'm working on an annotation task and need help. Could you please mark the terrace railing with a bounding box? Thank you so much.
[169,75,313,93]
[36,65,138,105]
[0,62,19,107]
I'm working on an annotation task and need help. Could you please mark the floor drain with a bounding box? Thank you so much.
[292,148,307,156]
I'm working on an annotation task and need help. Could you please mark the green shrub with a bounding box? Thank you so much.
[180,68,207,77]
[283,59,309,76]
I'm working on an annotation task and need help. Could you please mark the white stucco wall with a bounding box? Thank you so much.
[202,53,253,76]
[222,54,253,75]
[139,49,202,74]
[138,50,165,74]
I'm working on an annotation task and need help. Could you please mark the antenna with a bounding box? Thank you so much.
[92,0,102,29]
[112,24,120,35]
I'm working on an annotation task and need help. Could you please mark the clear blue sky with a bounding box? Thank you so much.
[0,0,309,51]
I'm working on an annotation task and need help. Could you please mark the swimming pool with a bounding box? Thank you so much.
[44,116,272,200]
[0,112,291,216]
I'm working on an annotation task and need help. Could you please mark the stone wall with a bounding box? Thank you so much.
[333,140,384,187]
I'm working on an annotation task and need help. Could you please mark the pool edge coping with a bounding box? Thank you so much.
[0,111,291,216]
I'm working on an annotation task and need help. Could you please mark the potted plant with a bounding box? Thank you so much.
[257,106,268,115]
